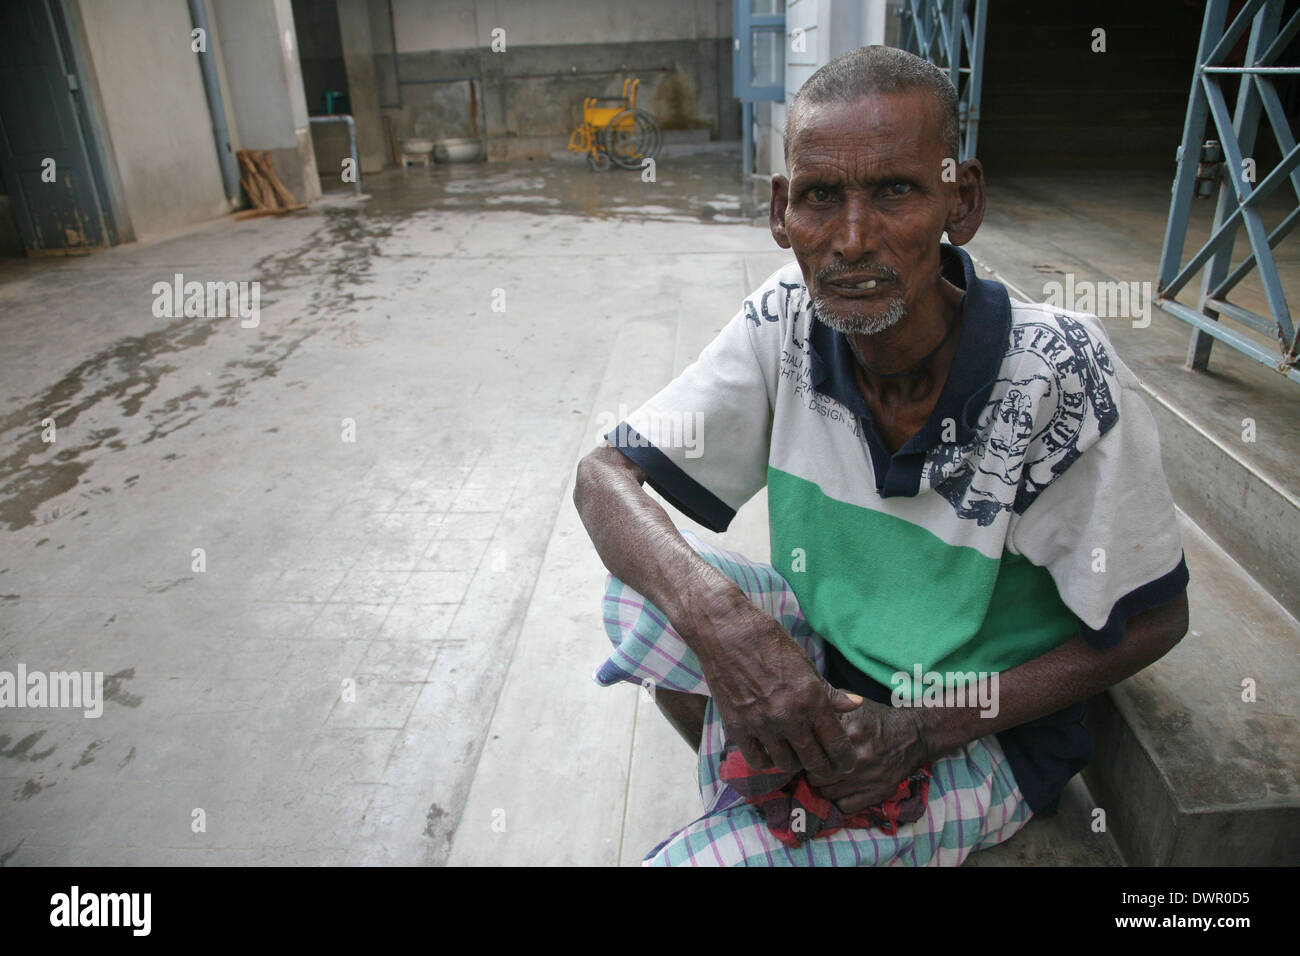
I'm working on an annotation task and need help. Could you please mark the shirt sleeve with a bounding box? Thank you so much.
[1007,319,1189,649]
[604,285,782,532]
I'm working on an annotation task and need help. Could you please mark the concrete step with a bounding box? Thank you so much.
[1082,512,1300,865]
[964,775,1125,866]
[1140,381,1299,623]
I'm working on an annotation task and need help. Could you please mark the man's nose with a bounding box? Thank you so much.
[832,195,877,263]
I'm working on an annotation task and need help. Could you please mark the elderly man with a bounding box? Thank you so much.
[573,45,1189,866]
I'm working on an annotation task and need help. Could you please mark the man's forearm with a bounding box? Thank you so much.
[572,445,746,654]
[910,593,1190,763]
[576,445,865,775]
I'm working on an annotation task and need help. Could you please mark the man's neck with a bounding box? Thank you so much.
[848,276,965,405]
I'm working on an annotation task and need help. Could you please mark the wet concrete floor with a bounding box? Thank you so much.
[0,146,782,864]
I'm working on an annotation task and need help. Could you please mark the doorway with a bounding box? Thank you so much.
[0,0,117,255]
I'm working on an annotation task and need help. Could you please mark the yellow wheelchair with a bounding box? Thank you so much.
[567,77,662,171]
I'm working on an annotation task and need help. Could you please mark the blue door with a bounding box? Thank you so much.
[733,0,787,173]
[0,0,110,253]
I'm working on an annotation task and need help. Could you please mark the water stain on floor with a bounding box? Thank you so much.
[102,668,142,708]
[73,740,102,768]
[14,778,52,800]
[0,205,398,533]
[0,731,57,762]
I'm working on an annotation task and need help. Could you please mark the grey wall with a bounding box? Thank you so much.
[75,0,229,239]
[211,0,321,202]
[212,0,306,149]
[69,0,322,240]
[336,0,386,173]
[326,0,738,164]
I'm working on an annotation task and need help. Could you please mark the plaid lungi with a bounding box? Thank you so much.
[594,530,1034,867]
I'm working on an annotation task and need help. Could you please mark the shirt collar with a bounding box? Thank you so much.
[807,243,1012,452]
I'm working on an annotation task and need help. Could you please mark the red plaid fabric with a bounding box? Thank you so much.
[719,745,932,849]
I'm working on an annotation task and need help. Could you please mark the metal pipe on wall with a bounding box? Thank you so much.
[187,0,240,204]
[382,0,403,109]
[309,115,361,196]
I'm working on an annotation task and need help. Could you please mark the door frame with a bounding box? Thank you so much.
[53,0,130,246]
[0,0,129,253]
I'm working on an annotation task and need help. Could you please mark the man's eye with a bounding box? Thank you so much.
[808,186,834,202]
[885,182,913,197]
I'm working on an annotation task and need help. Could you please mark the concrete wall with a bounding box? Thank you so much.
[392,0,726,49]
[67,0,322,241]
[337,0,386,173]
[75,0,229,239]
[328,0,738,163]
[211,0,321,202]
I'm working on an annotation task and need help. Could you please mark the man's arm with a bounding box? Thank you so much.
[916,592,1188,758]
[574,443,862,777]
[811,593,1190,811]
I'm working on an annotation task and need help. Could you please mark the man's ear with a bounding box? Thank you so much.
[944,159,986,246]
[770,175,792,249]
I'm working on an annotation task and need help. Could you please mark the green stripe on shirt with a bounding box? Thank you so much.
[767,467,1079,691]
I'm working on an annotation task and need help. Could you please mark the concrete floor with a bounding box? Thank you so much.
[0,147,780,865]
[1,148,1294,866]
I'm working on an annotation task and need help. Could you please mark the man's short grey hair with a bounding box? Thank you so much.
[784,45,960,164]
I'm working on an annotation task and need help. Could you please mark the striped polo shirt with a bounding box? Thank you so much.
[608,243,1188,814]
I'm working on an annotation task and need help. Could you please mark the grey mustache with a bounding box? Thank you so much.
[817,263,900,282]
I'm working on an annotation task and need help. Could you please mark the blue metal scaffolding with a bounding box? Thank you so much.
[1157,0,1300,383]
[897,0,988,162]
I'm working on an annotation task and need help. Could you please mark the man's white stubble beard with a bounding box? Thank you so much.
[812,294,908,335]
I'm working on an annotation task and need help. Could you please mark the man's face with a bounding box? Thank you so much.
[770,90,978,336]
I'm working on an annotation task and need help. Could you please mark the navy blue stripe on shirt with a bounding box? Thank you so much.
[1078,554,1190,650]
[605,424,736,532]
[806,244,1013,499]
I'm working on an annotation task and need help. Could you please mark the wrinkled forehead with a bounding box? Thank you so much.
[787,90,947,172]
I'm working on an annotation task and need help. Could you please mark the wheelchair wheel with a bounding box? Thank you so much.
[586,148,612,172]
[601,108,662,170]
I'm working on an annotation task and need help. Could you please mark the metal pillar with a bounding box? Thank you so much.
[743,101,754,176]
[187,0,240,206]
[897,0,988,162]
[1156,0,1300,383]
